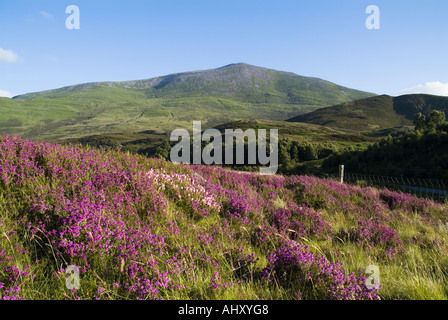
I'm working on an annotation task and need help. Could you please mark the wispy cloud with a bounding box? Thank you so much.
[0,48,19,63]
[0,90,13,98]
[40,11,54,19]
[397,81,448,97]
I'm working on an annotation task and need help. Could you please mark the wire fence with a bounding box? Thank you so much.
[330,171,448,203]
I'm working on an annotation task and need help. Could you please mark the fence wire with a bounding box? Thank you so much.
[330,171,448,203]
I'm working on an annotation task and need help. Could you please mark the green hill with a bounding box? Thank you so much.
[1,63,374,146]
[287,94,448,132]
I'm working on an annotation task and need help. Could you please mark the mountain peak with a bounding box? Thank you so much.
[218,62,260,69]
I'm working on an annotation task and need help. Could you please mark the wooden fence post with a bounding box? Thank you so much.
[339,165,344,184]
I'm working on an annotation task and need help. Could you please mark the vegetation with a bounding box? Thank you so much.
[148,119,375,175]
[2,135,448,300]
[323,110,448,180]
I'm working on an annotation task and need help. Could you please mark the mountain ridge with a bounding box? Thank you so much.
[12,63,375,104]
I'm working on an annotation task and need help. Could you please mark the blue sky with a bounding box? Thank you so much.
[1,0,448,97]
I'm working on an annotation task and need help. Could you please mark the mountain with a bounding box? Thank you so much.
[13,63,373,104]
[1,63,374,148]
[287,94,448,132]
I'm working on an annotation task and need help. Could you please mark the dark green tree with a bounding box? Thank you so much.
[427,110,446,131]
[414,112,426,131]
[154,140,171,159]
[279,143,291,168]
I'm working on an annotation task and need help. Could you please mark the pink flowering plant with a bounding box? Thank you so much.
[1,135,448,299]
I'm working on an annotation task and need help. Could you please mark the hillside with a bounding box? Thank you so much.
[287,94,448,132]
[0,63,374,146]
[1,135,448,300]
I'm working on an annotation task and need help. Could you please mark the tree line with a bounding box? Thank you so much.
[322,110,448,180]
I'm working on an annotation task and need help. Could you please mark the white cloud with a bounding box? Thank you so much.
[40,11,53,19]
[0,90,13,98]
[0,48,19,63]
[397,81,448,97]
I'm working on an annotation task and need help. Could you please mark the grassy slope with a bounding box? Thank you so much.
[214,119,378,145]
[288,94,448,132]
[1,136,448,300]
[0,87,350,144]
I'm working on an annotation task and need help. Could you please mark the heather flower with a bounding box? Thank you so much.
[263,240,380,300]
